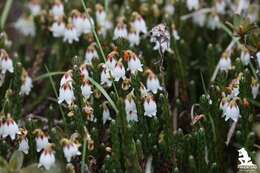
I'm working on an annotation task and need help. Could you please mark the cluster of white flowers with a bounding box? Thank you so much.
[113,12,148,47]
[186,0,259,30]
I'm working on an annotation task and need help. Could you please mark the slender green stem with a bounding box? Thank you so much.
[44,65,67,128]
[0,0,13,30]
[105,0,109,16]
[33,71,65,81]
[81,138,87,173]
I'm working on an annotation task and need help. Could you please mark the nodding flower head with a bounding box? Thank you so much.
[81,80,93,99]
[85,43,98,65]
[58,82,75,105]
[2,114,19,140]
[131,12,147,34]
[38,143,55,170]
[144,95,157,117]
[113,20,128,40]
[60,70,73,86]
[80,64,89,81]
[20,69,33,96]
[251,78,259,99]
[219,51,232,72]
[33,129,49,152]
[60,138,81,162]
[124,50,143,74]
[112,60,126,81]
[145,69,162,94]
[50,0,64,20]
[0,49,14,74]
[18,128,29,154]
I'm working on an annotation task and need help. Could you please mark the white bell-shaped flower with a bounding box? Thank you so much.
[124,50,143,74]
[251,78,259,99]
[50,21,65,37]
[146,70,162,94]
[240,50,250,66]
[58,82,75,105]
[0,50,14,74]
[81,80,92,99]
[80,64,89,81]
[131,12,147,34]
[38,144,55,170]
[186,0,199,11]
[61,139,81,162]
[219,53,231,72]
[112,61,126,82]
[85,44,98,65]
[34,129,49,152]
[63,24,79,44]
[28,1,41,16]
[20,70,33,95]
[100,66,112,87]
[18,138,29,154]
[14,16,36,37]
[128,30,140,46]
[102,105,111,124]
[125,95,138,122]
[60,70,73,86]
[2,116,19,140]
[113,21,128,40]
[144,95,157,117]
[50,1,64,20]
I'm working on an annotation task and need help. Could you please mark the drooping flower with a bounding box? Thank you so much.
[124,50,143,74]
[28,0,41,16]
[192,12,206,27]
[219,52,232,72]
[38,144,55,170]
[251,78,259,99]
[150,24,170,53]
[2,114,19,140]
[60,70,73,86]
[83,105,95,122]
[112,61,126,81]
[128,28,140,46]
[63,23,79,44]
[14,16,36,37]
[60,138,81,162]
[0,49,14,74]
[131,12,147,34]
[100,66,112,87]
[20,69,33,95]
[85,44,99,65]
[80,64,89,80]
[145,69,162,94]
[102,104,111,124]
[171,24,180,40]
[186,0,199,11]
[106,51,117,70]
[18,128,29,154]
[71,10,93,36]
[50,20,65,38]
[240,49,250,66]
[207,13,220,30]
[58,82,75,105]
[144,95,157,117]
[81,80,92,99]
[95,4,112,37]
[113,19,128,40]
[50,0,64,20]
[223,100,240,122]
[215,0,226,14]
[164,3,175,16]
[18,138,29,154]
[125,93,138,122]
[0,118,4,138]
[33,129,49,152]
